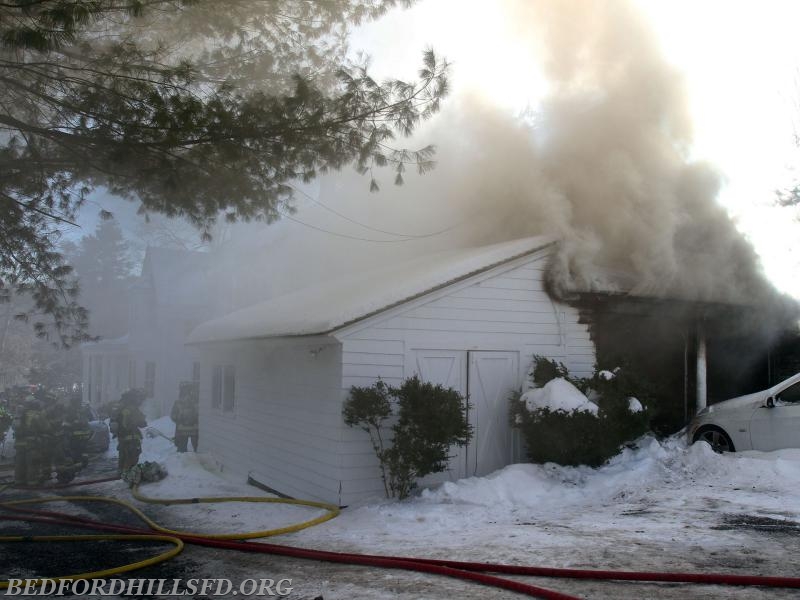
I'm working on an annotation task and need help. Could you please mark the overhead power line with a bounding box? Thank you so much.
[288,183,458,240]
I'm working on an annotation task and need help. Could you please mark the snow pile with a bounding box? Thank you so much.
[627,397,643,413]
[521,378,598,415]
[421,436,674,509]
[419,435,800,519]
[420,435,774,511]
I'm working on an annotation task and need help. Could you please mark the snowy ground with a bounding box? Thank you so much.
[4,417,800,599]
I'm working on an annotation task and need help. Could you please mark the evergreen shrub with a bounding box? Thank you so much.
[510,357,651,467]
[344,376,471,499]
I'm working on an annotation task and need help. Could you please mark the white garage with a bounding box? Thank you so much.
[187,236,596,505]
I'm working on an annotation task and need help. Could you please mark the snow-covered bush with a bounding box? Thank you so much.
[344,376,472,500]
[510,357,650,467]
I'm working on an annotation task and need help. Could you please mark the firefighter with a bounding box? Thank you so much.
[171,381,199,453]
[12,398,30,485]
[14,397,51,485]
[39,390,65,484]
[0,392,12,458]
[58,393,92,483]
[111,389,147,474]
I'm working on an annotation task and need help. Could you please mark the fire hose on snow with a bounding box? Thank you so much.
[2,476,800,599]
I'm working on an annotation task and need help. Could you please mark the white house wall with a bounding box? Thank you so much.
[198,338,344,503]
[336,252,595,504]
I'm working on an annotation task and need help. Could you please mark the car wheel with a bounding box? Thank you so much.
[693,427,735,453]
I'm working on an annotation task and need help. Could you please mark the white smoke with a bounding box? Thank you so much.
[216,0,784,312]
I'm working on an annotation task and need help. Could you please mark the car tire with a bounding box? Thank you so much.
[693,426,735,453]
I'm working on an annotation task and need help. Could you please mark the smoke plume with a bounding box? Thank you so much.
[225,0,787,313]
[423,0,773,305]
[503,0,770,304]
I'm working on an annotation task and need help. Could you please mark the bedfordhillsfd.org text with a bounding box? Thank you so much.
[5,578,294,596]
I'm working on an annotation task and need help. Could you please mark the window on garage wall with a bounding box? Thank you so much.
[211,365,235,412]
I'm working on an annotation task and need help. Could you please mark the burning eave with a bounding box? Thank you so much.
[548,287,800,429]
[568,291,784,321]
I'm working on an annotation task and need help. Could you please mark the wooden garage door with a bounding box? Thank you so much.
[412,349,520,480]
[414,350,467,395]
[413,350,468,481]
[468,351,519,477]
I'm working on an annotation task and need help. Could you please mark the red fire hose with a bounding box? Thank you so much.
[4,500,800,598]
[0,506,577,600]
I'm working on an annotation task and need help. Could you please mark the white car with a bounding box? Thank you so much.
[689,373,800,453]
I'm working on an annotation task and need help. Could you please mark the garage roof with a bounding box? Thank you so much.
[187,235,556,344]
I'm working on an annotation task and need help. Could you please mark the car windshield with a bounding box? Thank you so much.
[777,381,800,403]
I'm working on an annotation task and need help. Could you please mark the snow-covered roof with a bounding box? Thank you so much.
[188,236,556,344]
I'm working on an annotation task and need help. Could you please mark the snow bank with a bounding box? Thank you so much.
[421,436,673,509]
[420,435,800,518]
[522,378,598,415]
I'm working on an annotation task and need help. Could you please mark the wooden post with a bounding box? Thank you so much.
[696,320,707,412]
[683,332,689,423]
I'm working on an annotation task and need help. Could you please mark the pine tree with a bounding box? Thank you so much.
[67,220,134,338]
[0,1,449,345]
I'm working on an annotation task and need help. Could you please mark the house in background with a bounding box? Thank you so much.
[82,247,211,417]
[188,236,596,505]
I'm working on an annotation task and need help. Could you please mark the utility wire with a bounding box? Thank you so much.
[289,183,458,239]
[77,184,459,245]
[278,210,434,243]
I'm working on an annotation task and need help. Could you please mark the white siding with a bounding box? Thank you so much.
[336,253,595,504]
[194,249,597,506]
[198,338,344,503]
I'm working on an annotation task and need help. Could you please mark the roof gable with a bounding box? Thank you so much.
[188,236,556,344]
